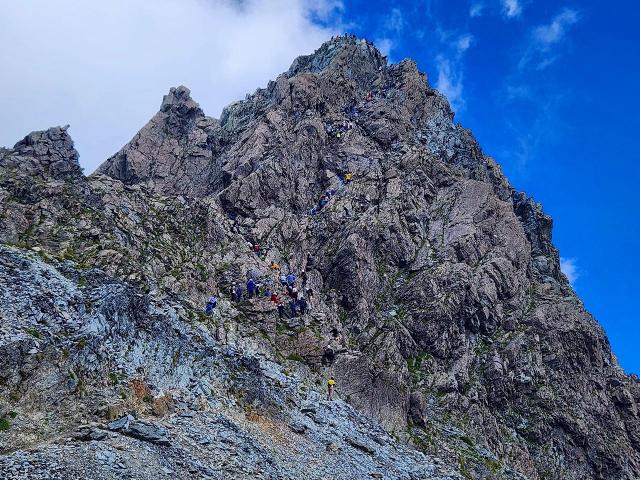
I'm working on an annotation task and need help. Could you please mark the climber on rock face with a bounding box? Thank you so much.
[305,288,314,307]
[246,278,256,298]
[204,296,217,314]
[234,284,244,303]
[271,261,280,271]
[322,344,337,367]
[297,295,308,315]
[270,291,278,303]
[301,270,308,286]
[327,376,336,401]
[289,298,298,318]
[345,172,353,184]
[277,301,286,319]
[286,273,296,286]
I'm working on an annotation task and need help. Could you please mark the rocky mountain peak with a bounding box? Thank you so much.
[288,35,388,78]
[159,85,203,118]
[8,126,82,179]
[2,37,640,480]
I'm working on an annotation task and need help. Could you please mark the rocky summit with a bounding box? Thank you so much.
[1,36,639,480]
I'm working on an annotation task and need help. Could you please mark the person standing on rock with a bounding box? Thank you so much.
[277,301,286,319]
[305,288,314,308]
[246,278,256,298]
[327,376,336,401]
[297,295,308,315]
[204,296,217,315]
[234,284,244,303]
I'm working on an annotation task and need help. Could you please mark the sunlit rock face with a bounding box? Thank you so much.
[1,36,638,480]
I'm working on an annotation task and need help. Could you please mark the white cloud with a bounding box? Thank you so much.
[385,8,405,34]
[436,56,465,111]
[456,34,474,54]
[533,8,580,46]
[374,38,394,58]
[434,33,474,111]
[469,2,484,17]
[502,0,522,18]
[560,257,579,285]
[308,0,344,21]
[519,7,581,70]
[0,0,341,173]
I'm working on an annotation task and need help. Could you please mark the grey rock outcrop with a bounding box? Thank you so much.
[1,35,638,480]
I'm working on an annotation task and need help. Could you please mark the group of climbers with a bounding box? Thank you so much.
[309,172,353,216]
[220,266,314,322]
[326,120,354,140]
[343,102,359,118]
[274,271,313,319]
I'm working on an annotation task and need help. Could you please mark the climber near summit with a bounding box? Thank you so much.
[327,376,336,401]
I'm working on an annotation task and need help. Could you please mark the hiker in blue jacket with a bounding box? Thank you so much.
[205,296,217,315]
[246,278,256,298]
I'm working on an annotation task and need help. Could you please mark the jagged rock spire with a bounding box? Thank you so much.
[3,126,82,179]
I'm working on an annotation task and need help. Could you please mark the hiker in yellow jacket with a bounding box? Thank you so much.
[327,376,336,401]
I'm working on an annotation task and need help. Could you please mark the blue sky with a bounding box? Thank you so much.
[1,1,638,371]
[323,0,640,371]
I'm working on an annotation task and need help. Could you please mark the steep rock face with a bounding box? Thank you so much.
[0,246,464,480]
[2,36,639,480]
[96,86,225,197]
